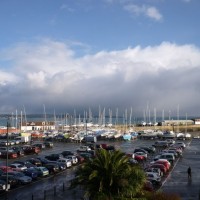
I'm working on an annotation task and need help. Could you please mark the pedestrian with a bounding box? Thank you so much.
[187,166,192,180]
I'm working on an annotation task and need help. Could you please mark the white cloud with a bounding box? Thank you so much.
[0,39,200,115]
[124,4,163,21]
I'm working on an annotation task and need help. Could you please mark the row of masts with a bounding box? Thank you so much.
[6,104,188,130]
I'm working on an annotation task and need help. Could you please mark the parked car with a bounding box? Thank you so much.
[33,167,49,177]
[26,158,42,166]
[77,145,91,153]
[65,155,78,165]
[57,158,72,168]
[0,166,13,173]
[133,148,148,154]
[3,171,32,184]
[9,163,27,172]
[32,143,45,150]
[36,157,50,165]
[139,146,156,154]
[12,160,36,168]
[0,180,10,191]
[143,180,154,192]
[146,172,162,186]
[45,153,63,161]
[151,159,171,171]
[159,153,175,164]
[61,150,74,157]
[44,163,60,174]
[0,175,18,188]
[43,141,54,148]
[149,163,167,174]
[11,146,25,157]
[0,150,18,159]
[47,161,67,171]
[23,168,39,179]
[22,145,41,154]
[145,167,163,177]
[134,152,148,159]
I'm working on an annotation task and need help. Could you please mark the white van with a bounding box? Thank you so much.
[160,153,175,163]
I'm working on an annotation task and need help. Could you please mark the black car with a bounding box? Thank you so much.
[45,154,63,161]
[26,158,42,166]
[43,141,54,148]
[32,143,45,150]
[11,146,25,157]
[44,163,60,174]
[47,161,67,171]
[139,147,156,154]
[36,157,50,165]
[61,151,74,157]
[23,168,39,180]
[0,175,19,188]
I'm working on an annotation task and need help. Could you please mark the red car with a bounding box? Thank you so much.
[23,145,41,155]
[0,151,18,159]
[154,160,171,171]
[149,163,167,174]
[134,154,146,161]
[0,166,13,172]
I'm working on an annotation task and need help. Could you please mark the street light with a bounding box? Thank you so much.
[6,118,10,198]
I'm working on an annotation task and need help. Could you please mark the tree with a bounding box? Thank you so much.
[70,149,146,200]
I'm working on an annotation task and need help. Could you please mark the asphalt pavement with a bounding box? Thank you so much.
[161,139,200,200]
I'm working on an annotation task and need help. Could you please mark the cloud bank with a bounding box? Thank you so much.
[0,39,200,117]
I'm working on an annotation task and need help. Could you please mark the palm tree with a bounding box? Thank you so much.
[70,149,146,200]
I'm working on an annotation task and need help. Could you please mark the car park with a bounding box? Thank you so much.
[0,150,18,159]
[3,171,32,184]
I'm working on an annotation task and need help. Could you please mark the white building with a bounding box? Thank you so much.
[21,121,55,132]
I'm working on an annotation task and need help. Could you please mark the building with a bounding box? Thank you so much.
[162,120,194,126]
[21,121,55,132]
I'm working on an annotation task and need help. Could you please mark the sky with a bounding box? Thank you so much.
[0,0,200,118]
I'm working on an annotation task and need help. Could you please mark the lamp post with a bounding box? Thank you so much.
[6,118,10,198]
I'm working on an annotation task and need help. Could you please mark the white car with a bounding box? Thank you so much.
[146,172,162,186]
[65,155,78,165]
[9,163,27,172]
[57,158,72,168]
